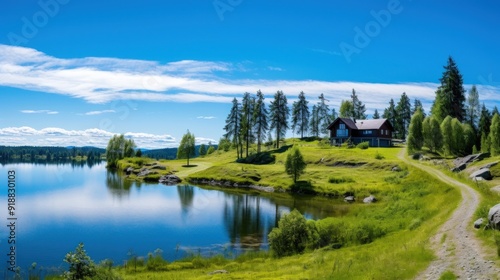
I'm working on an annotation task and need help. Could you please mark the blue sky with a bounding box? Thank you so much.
[0,0,499,148]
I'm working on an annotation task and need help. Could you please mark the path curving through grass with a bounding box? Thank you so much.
[399,150,500,279]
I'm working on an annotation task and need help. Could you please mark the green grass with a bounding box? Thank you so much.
[108,140,461,279]
[439,270,457,280]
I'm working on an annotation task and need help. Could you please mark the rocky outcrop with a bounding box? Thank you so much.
[488,203,500,230]
[159,175,182,185]
[469,168,492,181]
[188,178,277,193]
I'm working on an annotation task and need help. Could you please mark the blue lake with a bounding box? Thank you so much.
[0,162,341,274]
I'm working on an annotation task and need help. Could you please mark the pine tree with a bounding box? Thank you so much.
[382,98,397,127]
[395,92,412,139]
[350,89,366,119]
[199,144,207,156]
[285,147,307,183]
[412,99,425,117]
[465,85,480,130]
[224,98,242,158]
[253,90,269,153]
[431,56,466,122]
[331,108,338,120]
[309,105,320,137]
[269,90,290,149]
[241,92,255,158]
[478,104,492,151]
[317,93,330,135]
[407,107,424,154]
[291,91,310,139]
[373,109,380,119]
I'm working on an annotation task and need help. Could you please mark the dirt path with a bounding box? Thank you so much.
[398,152,500,279]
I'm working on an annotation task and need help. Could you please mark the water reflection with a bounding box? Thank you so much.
[106,170,134,198]
[177,185,195,216]
[0,158,103,168]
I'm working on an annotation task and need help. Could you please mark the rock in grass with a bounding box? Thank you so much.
[488,204,500,230]
[469,168,492,180]
[363,195,377,203]
[344,196,355,203]
[208,270,228,275]
[474,218,484,229]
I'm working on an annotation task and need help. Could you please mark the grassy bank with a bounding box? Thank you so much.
[106,140,460,279]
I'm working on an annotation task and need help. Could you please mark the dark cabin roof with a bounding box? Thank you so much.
[328,118,393,130]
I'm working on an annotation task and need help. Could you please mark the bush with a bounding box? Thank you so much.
[236,152,275,164]
[328,176,355,184]
[375,152,385,160]
[356,141,370,149]
[268,209,310,257]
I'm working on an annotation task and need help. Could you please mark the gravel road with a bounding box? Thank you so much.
[399,153,500,280]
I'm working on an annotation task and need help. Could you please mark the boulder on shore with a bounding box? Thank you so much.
[488,203,500,230]
[469,168,492,180]
[159,175,182,185]
[344,196,355,203]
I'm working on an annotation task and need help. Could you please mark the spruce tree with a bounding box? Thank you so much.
[317,93,330,135]
[490,114,500,156]
[350,89,366,119]
[395,92,412,139]
[373,109,380,119]
[291,91,310,139]
[241,92,255,158]
[253,90,269,153]
[478,104,492,151]
[431,56,466,122]
[382,99,397,127]
[269,90,290,149]
[224,98,242,158]
[309,105,320,137]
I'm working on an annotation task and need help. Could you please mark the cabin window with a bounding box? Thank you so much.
[337,123,348,137]
[362,130,372,135]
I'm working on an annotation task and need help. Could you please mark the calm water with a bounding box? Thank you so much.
[0,162,343,273]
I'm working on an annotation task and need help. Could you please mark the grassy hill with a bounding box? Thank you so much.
[97,139,467,279]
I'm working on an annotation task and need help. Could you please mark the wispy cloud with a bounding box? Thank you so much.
[1,45,499,112]
[84,110,116,116]
[197,116,216,120]
[311,48,342,56]
[268,66,284,71]
[0,126,216,148]
[21,109,59,115]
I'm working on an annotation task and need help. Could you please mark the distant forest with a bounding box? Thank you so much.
[0,145,217,162]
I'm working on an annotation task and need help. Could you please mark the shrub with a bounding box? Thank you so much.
[375,152,385,160]
[356,141,370,149]
[328,176,354,184]
[63,243,96,280]
[236,152,275,164]
[268,210,310,257]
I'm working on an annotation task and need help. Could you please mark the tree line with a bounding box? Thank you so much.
[222,87,425,158]
[407,56,495,156]
[0,146,104,162]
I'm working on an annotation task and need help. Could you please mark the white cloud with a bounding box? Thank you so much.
[197,116,216,120]
[20,109,59,114]
[0,44,499,113]
[84,110,116,115]
[268,66,284,71]
[0,126,180,149]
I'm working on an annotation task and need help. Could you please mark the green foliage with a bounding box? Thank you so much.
[106,135,136,168]
[317,93,331,135]
[407,107,424,154]
[439,271,457,280]
[63,243,96,280]
[218,137,231,152]
[451,118,465,155]
[356,141,369,150]
[253,90,269,153]
[350,89,366,120]
[285,147,307,183]
[395,92,412,139]
[490,114,500,156]
[207,145,215,155]
[440,116,453,156]
[177,130,196,166]
[382,99,397,129]
[224,98,242,158]
[236,151,275,164]
[328,176,354,184]
[374,151,385,160]
[268,210,310,257]
[135,149,142,157]
[339,100,354,118]
[198,144,207,156]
